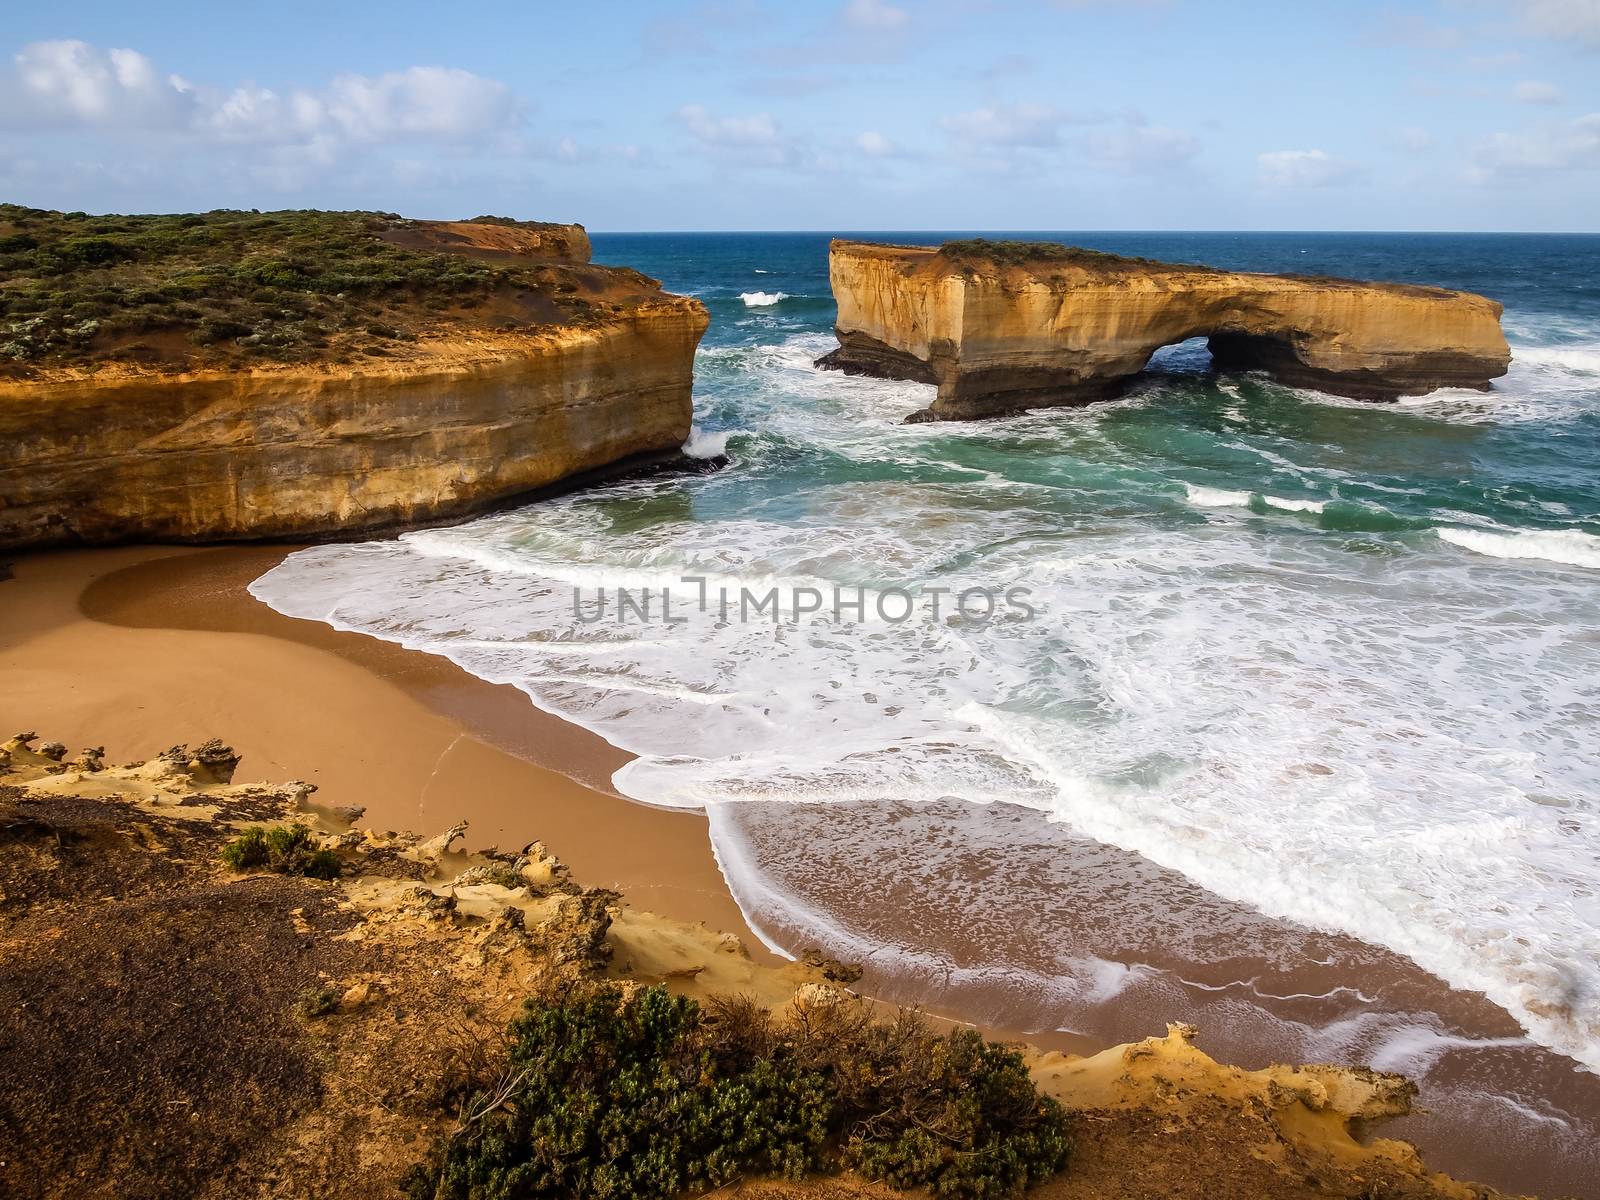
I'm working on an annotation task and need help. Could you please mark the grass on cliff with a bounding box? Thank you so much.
[0,205,616,374]
[938,238,1188,272]
[405,982,1072,1200]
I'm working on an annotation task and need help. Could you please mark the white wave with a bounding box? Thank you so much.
[1364,1026,1534,1076]
[1264,494,1325,513]
[1181,483,1324,514]
[1183,483,1252,508]
[1512,345,1600,374]
[1439,525,1600,570]
[1177,977,1377,1004]
[740,290,788,307]
[683,426,736,459]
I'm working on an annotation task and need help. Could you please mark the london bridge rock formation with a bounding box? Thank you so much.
[0,208,707,549]
[816,239,1511,421]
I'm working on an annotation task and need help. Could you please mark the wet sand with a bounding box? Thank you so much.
[719,795,1600,1196]
[3,543,1597,1197]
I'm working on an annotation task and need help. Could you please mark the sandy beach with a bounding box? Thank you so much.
[5,542,1599,1199]
[0,543,765,950]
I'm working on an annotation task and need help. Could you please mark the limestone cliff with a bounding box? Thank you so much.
[0,210,707,549]
[817,239,1511,420]
[0,304,706,548]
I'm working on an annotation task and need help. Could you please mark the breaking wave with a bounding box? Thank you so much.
[1439,525,1600,569]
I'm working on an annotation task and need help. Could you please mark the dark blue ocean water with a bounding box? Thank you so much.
[257,232,1600,1193]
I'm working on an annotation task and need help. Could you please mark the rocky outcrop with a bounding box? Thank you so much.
[378,217,593,264]
[0,285,707,550]
[817,239,1511,420]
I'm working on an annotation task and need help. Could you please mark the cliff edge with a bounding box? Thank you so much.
[0,207,707,549]
[0,727,1513,1200]
[816,239,1511,421]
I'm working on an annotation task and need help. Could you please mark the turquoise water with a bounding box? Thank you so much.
[253,232,1600,1191]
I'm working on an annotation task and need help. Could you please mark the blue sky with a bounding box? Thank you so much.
[2,0,1598,230]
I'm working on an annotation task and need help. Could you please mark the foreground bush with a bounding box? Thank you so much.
[405,983,1070,1200]
[220,823,341,880]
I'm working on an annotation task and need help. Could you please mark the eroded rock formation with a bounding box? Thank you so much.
[817,239,1511,421]
[0,218,707,549]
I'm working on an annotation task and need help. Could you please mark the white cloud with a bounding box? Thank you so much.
[1395,126,1434,151]
[843,0,909,30]
[320,67,516,141]
[1082,120,1198,172]
[9,41,193,127]
[675,103,809,168]
[1470,112,1600,178]
[856,130,896,156]
[1257,149,1366,187]
[676,104,782,147]
[1512,79,1563,104]
[941,102,1077,149]
[939,101,1195,175]
[2,40,519,147]
[1516,0,1600,49]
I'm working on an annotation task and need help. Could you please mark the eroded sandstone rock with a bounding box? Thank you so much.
[0,227,708,550]
[817,239,1511,420]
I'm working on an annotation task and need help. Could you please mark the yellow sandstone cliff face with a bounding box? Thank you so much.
[0,300,708,549]
[817,240,1511,420]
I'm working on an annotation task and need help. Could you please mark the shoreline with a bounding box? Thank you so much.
[1,543,765,952]
[3,542,1596,1197]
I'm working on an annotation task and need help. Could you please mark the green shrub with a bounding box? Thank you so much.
[220,823,341,880]
[189,317,252,346]
[936,239,1198,275]
[219,826,270,870]
[840,1028,1070,1198]
[59,235,137,266]
[940,239,1132,267]
[404,983,1070,1200]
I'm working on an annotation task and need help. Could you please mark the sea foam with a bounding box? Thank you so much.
[1439,525,1600,570]
[249,326,1600,1085]
[740,290,787,306]
[683,426,737,459]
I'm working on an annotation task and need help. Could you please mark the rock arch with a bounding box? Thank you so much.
[817,240,1511,422]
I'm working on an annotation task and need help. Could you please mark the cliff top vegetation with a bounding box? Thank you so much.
[0,205,663,376]
[936,238,1191,274]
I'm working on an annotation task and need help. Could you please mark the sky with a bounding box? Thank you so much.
[2,0,1599,231]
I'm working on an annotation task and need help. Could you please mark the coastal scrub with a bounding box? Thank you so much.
[405,982,1072,1200]
[0,205,610,373]
[220,823,342,880]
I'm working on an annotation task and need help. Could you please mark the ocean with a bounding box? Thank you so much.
[250,231,1600,1192]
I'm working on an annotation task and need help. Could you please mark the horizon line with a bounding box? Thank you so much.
[586,227,1600,237]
